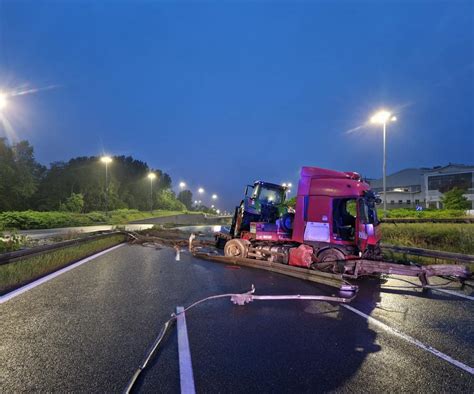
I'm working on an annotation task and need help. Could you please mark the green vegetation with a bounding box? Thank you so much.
[0,232,27,253]
[440,187,471,210]
[0,138,193,214]
[381,223,474,254]
[383,208,467,219]
[59,192,84,212]
[0,209,194,230]
[0,233,126,294]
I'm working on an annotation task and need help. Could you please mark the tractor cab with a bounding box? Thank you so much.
[229,181,288,238]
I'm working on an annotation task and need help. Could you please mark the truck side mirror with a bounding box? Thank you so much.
[375,198,382,205]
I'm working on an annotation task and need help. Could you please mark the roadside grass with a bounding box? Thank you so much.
[381,223,474,254]
[382,250,474,272]
[0,209,201,230]
[383,208,468,219]
[0,234,126,294]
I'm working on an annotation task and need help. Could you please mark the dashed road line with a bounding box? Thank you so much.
[342,304,474,375]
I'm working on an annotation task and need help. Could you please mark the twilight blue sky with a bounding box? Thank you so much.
[0,0,473,209]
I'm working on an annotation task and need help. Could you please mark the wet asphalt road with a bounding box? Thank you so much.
[1,244,473,393]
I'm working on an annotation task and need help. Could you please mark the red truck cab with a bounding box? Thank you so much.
[292,167,382,260]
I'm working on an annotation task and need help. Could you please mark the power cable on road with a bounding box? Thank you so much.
[123,285,354,393]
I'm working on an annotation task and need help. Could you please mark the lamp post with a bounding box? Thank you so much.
[370,110,397,213]
[100,156,113,216]
[148,172,156,213]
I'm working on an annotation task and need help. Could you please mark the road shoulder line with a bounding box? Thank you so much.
[432,288,474,301]
[342,304,474,375]
[176,306,196,394]
[0,243,125,304]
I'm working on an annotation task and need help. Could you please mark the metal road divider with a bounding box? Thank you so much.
[0,231,126,265]
[381,244,474,264]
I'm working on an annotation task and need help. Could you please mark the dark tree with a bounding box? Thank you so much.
[177,190,193,210]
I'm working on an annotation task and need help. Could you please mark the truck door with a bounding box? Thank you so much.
[356,198,369,253]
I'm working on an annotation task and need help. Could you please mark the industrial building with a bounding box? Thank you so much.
[368,164,474,209]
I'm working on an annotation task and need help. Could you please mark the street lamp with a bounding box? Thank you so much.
[198,187,204,194]
[147,172,156,213]
[100,156,113,216]
[370,110,397,213]
[212,194,217,200]
[179,182,186,189]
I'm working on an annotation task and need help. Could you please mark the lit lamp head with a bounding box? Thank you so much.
[0,92,7,110]
[179,182,186,188]
[101,156,112,164]
[212,194,217,200]
[148,173,156,180]
[370,110,397,125]
[198,188,204,194]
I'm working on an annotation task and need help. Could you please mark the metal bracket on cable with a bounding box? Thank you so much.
[230,285,356,305]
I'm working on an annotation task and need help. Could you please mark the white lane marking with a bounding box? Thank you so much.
[432,288,474,301]
[176,306,196,394]
[342,304,474,375]
[0,243,125,304]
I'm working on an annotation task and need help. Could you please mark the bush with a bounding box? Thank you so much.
[441,188,471,210]
[0,210,105,230]
[59,193,85,213]
[155,190,186,211]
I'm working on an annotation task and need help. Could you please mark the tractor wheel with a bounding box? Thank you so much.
[215,236,227,249]
[280,212,295,233]
[312,248,346,273]
[224,239,250,258]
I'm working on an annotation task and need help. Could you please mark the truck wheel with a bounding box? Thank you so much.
[224,239,250,258]
[313,248,346,273]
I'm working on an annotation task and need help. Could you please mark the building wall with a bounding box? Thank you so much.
[370,164,474,210]
[424,168,474,209]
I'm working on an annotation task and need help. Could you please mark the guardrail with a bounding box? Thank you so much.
[0,231,125,266]
[382,244,474,264]
[381,218,474,224]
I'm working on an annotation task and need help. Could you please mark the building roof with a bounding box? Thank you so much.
[369,164,474,188]
[423,163,474,174]
[369,168,423,188]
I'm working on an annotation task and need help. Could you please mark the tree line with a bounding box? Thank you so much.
[0,138,195,213]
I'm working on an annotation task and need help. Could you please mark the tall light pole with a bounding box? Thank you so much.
[370,110,397,213]
[100,156,113,216]
[148,172,156,213]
